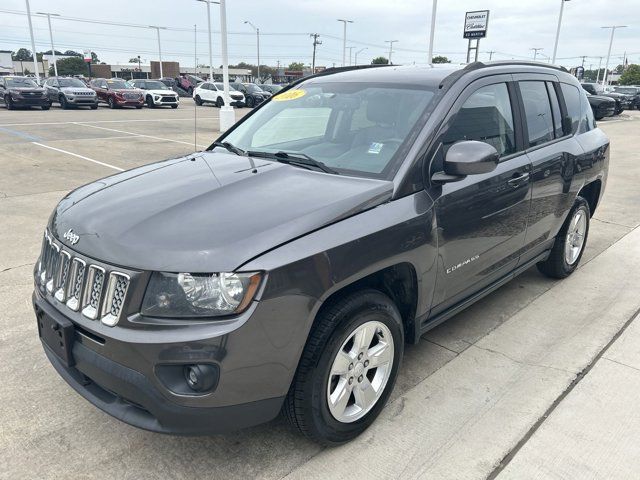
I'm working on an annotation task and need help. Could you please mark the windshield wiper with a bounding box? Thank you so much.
[246,150,339,174]
[211,141,246,156]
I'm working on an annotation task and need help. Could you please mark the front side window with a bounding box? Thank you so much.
[222,82,436,178]
[519,81,554,147]
[443,82,516,157]
[560,83,581,135]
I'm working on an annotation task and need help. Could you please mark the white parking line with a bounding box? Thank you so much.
[0,117,218,127]
[31,142,124,172]
[73,122,209,148]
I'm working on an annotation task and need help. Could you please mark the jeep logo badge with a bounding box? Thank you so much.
[63,229,80,245]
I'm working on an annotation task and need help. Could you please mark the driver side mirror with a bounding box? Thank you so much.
[433,140,499,183]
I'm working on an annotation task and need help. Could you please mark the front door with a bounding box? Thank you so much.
[428,77,532,313]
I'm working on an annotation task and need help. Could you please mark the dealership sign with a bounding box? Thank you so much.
[463,10,490,39]
[83,50,92,63]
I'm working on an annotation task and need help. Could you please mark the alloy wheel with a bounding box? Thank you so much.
[565,208,587,265]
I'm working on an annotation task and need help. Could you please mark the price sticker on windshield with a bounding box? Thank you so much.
[273,89,307,101]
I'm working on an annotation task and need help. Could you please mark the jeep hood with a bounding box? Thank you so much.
[50,152,393,272]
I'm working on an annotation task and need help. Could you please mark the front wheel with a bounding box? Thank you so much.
[537,196,590,279]
[60,95,69,109]
[5,96,15,110]
[194,95,203,106]
[283,290,403,446]
[171,104,178,109]
[41,104,50,111]
[146,95,155,108]
[108,97,116,109]
[216,97,224,108]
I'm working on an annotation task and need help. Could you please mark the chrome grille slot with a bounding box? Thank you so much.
[66,258,86,311]
[81,265,106,320]
[101,272,130,326]
[38,233,50,283]
[45,243,60,293]
[53,251,71,302]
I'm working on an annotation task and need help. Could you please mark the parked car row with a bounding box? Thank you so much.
[580,82,637,119]
[192,81,281,108]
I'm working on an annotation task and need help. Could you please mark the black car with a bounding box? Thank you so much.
[613,86,640,110]
[585,92,616,120]
[230,82,268,107]
[580,82,631,113]
[0,76,50,110]
[34,62,609,445]
[260,84,284,95]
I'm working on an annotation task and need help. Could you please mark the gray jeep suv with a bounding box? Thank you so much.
[44,77,98,109]
[34,62,608,445]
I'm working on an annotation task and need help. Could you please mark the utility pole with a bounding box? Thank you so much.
[596,56,603,84]
[385,40,398,65]
[37,12,60,77]
[427,0,437,64]
[530,48,544,61]
[354,47,367,65]
[219,0,235,131]
[487,50,496,61]
[552,0,570,64]
[347,46,355,66]
[149,25,167,78]
[197,0,219,81]
[579,55,587,67]
[602,25,627,85]
[24,0,40,82]
[337,19,353,67]
[244,21,260,81]
[310,33,321,73]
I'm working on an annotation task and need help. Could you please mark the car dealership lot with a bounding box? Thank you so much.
[2,106,640,479]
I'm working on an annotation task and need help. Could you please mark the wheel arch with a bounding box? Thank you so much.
[578,179,602,217]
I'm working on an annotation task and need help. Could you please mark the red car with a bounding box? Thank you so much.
[175,74,204,95]
[89,78,144,109]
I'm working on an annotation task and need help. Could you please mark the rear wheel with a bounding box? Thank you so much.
[246,96,255,108]
[537,196,590,279]
[283,289,403,446]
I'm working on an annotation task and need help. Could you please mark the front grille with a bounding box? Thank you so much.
[160,96,177,102]
[74,91,94,96]
[37,231,130,326]
[124,93,140,100]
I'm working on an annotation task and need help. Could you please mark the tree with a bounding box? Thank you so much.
[42,49,64,55]
[12,48,32,61]
[371,56,389,65]
[49,56,87,76]
[63,50,82,57]
[288,62,305,71]
[91,52,100,63]
[619,64,640,85]
[432,55,451,64]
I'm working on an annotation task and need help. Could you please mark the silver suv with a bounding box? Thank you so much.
[44,77,98,109]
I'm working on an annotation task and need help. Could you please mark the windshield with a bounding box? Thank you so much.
[58,78,86,88]
[145,81,169,90]
[614,87,637,95]
[107,79,132,89]
[221,82,436,178]
[246,84,265,93]
[6,77,38,88]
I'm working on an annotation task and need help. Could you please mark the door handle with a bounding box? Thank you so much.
[507,173,530,187]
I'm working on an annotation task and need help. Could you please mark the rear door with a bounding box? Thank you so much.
[515,75,584,263]
[429,75,533,313]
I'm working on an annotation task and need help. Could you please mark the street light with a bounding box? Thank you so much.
[218,0,235,132]
[244,21,260,82]
[197,0,220,81]
[530,47,544,61]
[149,25,167,78]
[354,47,367,65]
[347,46,355,66]
[551,0,570,64]
[24,0,40,81]
[337,19,354,67]
[602,25,627,86]
[36,12,60,77]
[427,0,438,64]
[385,40,398,64]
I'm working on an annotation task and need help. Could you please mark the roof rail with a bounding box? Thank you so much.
[465,60,569,73]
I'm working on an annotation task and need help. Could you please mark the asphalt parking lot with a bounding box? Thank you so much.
[2,105,640,479]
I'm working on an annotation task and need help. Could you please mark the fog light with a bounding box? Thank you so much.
[184,364,217,392]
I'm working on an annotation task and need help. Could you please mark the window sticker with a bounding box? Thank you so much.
[368,142,384,154]
[273,89,306,101]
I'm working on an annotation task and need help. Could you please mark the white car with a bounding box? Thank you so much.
[193,82,245,107]
[130,79,179,108]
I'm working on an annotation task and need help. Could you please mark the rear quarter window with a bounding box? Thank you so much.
[560,83,581,134]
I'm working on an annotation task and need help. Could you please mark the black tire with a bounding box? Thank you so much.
[41,104,50,111]
[60,95,69,109]
[90,104,98,110]
[5,95,15,110]
[194,95,203,106]
[135,105,143,109]
[283,289,404,446]
[537,196,590,279]
[216,97,224,108]
[146,95,155,108]
[108,97,116,109]
[187,86,193,95]
[246,96,255,108]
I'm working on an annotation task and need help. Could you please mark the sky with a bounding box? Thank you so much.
[0,0,638,70]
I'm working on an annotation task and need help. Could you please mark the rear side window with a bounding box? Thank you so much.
[560,83,581,134]
[579,93,595,133]
[442,83,516,157]
[519,81,554,147]
[546,82,563,138]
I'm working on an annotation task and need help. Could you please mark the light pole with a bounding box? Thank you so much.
[24,0,40,81]
[37,11,60,77]
[219,0,235,131]
[602,25,627,86]
[244,21,260,82]
[337,19,354,67]
[385,40,398,64]
[427,0,438,64]
[530,47,544,61]
[347,47,355,66]
[595,56,603,83]
[551,0,570,64]
[197,0,220,81]
[149,25,167,78]
[354,47,367,65]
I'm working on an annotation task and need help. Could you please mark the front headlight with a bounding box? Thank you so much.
[141,271,262,318]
